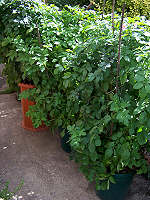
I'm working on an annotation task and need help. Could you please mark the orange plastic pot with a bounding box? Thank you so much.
[19,83,48,132]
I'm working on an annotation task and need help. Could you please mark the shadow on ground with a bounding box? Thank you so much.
[0,64,7,91]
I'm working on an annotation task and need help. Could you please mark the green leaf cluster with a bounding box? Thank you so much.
[94,0,150,19]
[0,181,23,200]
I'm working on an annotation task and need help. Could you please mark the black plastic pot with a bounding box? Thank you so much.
[96,173,133,200]
[59,127,71,153]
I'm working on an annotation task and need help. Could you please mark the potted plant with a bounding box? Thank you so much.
[19,81,49,132]
[58,127,72,153]
[59,11,150,200]
[0,0,51,131]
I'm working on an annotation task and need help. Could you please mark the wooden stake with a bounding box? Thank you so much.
[36,23,42,48]
[112,0,115,34]
[102,0,106,19]
[110,0,116,136]
[116,3,126,94]
[86,2,93,10]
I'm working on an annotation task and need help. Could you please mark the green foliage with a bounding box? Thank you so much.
[0,181,23,200]
[94,0,150,19]
[1,0,150,190]
[47,0,150,18]
[0,0,39,90]
[63,15,150,189]
[46,0,90,8]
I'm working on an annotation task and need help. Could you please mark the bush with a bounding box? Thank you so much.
[94,0,150,19]
[0,0,41,90]
[46,0,150,18]
[61,15,150,189]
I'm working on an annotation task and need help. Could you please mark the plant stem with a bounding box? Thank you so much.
[36,23,42,48]
[116,3,126,94]
[112,0,115,34]
[86,2,93,10]
[110,122,114,136]
[102,0,106,19]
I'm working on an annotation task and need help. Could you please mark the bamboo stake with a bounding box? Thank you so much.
[102,0,106,19]
[36,23,42,48]
[86,2,93,10]
[110,0,116,136]
[112,0,115,34]
[116,3,126,94]
[110,3,126,136]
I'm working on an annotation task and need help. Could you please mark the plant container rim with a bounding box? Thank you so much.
[18,83,35,89]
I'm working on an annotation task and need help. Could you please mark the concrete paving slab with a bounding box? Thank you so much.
[0,93,150,200]
[0,93,99,200]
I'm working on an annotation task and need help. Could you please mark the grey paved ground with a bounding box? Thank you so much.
[0,71,150,199]
[0,93,100,200]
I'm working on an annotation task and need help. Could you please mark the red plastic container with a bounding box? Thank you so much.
[19,83,48,132]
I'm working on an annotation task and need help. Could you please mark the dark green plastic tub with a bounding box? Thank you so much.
[60,129,71,153]
[96,173,133,200]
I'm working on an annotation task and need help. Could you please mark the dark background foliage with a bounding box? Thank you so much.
[47,0,150,18]
[46,0,90,8]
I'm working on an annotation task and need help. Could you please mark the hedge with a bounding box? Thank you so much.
[47,0,150,18]
[95,0,150,18]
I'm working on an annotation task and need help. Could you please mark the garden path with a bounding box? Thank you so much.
[0,93,99,200]
[0,93,150,200]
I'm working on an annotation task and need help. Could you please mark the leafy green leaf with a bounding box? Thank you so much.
[109,176,116,184]
[120,143,130,160]
[95,138,101,146]
[133,82,143,89]
[88,142,96,153]
[137,133,147,145]
[105,148,113,159]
